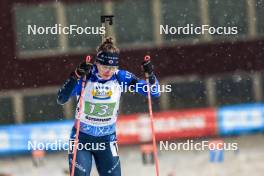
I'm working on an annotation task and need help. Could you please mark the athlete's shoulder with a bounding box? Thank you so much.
[116,69,138,84]
[116,69,133,81]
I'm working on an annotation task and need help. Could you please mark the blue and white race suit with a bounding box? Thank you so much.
[57,64,160,176]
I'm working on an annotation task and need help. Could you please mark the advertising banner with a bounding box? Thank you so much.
[217,103,264,135]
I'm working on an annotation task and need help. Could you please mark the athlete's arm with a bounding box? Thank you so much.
[57,75,82,105]
[57,62,92,105]
[117,70,160,97]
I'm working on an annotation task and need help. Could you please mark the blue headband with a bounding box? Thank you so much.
[96,51,119,66]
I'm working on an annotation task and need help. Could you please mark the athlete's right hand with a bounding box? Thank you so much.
[73,61,93,79]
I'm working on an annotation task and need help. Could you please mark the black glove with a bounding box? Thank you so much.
[72,61,93,79]
[142,60,154,75]
[142,60,155,84]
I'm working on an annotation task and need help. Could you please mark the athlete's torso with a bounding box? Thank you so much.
[75,69,122,137]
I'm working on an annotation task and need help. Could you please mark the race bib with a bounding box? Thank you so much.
[84,102,116,117]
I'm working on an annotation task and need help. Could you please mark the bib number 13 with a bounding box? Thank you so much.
[85,102,116,117]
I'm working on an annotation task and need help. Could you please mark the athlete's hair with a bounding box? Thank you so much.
[96,37,120,54]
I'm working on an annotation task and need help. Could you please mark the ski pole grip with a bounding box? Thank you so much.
[144,55,151,62]
[86,55,92,63]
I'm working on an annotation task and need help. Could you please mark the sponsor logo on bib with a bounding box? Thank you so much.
[92,84,112,100]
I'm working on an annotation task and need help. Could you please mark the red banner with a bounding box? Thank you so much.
[116,108,217,144]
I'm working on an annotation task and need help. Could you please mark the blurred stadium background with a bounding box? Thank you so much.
[0,0,264,175]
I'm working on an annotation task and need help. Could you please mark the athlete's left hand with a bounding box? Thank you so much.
[141,59,155,84]
[142,59,154,75]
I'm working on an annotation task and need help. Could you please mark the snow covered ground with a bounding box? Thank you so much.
[1,134,264,176]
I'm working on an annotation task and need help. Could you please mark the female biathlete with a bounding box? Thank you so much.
[57,37,160,176]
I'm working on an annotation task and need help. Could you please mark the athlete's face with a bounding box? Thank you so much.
[96,63,118,80]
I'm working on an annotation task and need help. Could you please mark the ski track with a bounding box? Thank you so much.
[0,134,264,176]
